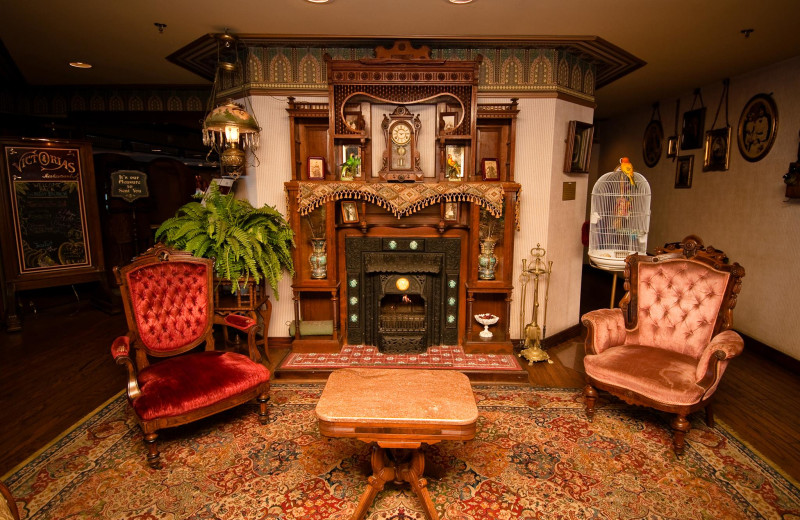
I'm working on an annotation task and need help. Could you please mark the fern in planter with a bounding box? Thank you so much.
[155,183,294,297]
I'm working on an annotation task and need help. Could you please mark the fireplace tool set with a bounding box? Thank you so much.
[518,244,553,364]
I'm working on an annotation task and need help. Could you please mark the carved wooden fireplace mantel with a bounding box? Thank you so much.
[284,41,520,354]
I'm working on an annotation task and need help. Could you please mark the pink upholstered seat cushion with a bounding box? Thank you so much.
[584,345,706,406]
[133,351,270,421]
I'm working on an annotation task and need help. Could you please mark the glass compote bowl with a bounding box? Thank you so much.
[474,313,499,338]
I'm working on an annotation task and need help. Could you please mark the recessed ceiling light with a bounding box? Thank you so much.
[448,0,474,3]
[305,0,331,3]
[69,62,92,69]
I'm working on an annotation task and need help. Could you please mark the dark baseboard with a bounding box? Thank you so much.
[738,330,800,373]
[267,337,292,349]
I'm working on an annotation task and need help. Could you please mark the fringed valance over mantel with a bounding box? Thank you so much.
[296,182,513,219]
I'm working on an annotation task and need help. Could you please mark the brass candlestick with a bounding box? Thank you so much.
[518,244,553,364]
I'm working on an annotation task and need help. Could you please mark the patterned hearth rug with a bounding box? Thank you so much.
[279,344,524,371]
[6,385,800,519]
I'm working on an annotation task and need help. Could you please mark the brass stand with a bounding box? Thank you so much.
[518,244,553,364]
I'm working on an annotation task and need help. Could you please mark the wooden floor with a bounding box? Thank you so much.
[1,269,799,486]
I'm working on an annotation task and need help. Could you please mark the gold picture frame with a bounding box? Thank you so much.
[703,126,731,172]
[564,121,594,173]
[666,136,679,158]
[444,144,465,181]
[307,156,325,180]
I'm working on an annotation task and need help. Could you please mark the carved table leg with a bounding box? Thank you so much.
[352,445,394,520]
[397,449,439,520]
[352,445,439,520]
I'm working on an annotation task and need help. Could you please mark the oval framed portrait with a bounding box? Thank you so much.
[642,120,664,168]
[737,93,778,162]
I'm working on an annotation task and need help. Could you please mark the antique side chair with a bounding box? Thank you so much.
[581,236,745,455]
[111,244,270,468]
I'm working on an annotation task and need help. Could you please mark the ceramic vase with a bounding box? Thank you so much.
[309,239,327,279]
[478,238,497,280]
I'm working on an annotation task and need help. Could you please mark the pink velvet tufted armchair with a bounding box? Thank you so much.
[581,236,745,456]
[111,244,270,469]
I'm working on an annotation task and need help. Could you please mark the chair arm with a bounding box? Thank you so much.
[695,329,744,385]
[581,308,628,355]
[111,336,141,399]
[222,313,257,332]
[218,314,266,366]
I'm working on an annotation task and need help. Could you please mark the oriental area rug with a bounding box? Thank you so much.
[279,345,524,371]
[6,385,800,519]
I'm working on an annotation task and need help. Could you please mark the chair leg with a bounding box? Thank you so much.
[584,384,598,422]
[257,393,269,424]
[144,432,161,469]
[671,414,690,456]
[705,404,715,428]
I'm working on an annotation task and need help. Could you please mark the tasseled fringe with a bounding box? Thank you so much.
[297,181,507,219]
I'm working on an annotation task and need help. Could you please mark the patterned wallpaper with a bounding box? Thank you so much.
[227,45,595,102]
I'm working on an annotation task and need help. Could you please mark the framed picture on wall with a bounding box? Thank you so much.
[443,201,459,222]
[341,201,359,223]
[642,120,664,168]
[675,155,693,189]
[307,156,325,180]
[666,135,679,158]
[564,120,594,173]
[481,158,499,180]
[703,126,731,172]
[680,108,706,150]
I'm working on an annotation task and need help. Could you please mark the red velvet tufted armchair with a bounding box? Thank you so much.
[111,244,270,469]
[582,236,745,456]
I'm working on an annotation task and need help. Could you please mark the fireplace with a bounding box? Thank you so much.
[345,236,461,352]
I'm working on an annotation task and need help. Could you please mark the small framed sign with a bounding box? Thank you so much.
[110,170,149,202]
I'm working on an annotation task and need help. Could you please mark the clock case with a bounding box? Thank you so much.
[379,106,423,182]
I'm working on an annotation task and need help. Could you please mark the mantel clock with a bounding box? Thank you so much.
[379,106,422,182]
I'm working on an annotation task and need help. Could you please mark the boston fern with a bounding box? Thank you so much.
[155,183,294,297]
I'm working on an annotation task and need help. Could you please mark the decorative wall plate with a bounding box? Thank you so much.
[737,93,778,162]
[642,120,663,168]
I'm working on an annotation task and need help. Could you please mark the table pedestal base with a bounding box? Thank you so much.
[353,445,438,520]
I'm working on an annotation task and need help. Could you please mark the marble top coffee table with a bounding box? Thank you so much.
[316,367,478,520]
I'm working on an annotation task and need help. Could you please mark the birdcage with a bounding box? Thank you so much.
[588,168,651,271]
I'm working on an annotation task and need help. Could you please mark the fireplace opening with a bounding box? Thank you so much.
[378,290,426,353]
[345,236,461,352]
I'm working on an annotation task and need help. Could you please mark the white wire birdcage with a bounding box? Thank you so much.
[588,168,651,271]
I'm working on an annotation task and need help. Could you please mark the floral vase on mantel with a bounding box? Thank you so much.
[478,238,498,280]
[309,238,327,279]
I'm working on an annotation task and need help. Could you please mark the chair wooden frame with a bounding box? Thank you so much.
[111,244,270,468]
[582,236,745,455]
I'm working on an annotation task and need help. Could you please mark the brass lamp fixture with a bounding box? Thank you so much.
[202,31,260,179]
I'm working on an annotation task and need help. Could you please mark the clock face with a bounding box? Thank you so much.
[391,123,411,145]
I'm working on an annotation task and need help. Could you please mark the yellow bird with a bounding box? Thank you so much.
[447,154,461,179]
[618,157,636,187]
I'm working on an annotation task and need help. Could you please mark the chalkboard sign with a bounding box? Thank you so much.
[0,139,106,330]
[6,146,91,272]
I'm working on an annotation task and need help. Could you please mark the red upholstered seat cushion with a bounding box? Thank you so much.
[133,351,270,421]
[583,345,706,407]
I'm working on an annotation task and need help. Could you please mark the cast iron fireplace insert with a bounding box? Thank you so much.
[345,236,461,353]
